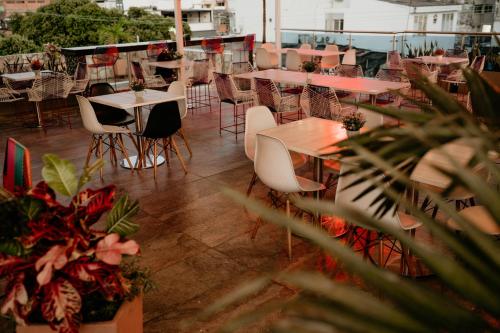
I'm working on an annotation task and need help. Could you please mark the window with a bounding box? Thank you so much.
[474,5,483,13]
[325,13,344,32]
[414,15,427,33]
[441,13,454,31]
[483,5,493,13]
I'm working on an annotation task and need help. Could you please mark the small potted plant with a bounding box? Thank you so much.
[342,111,366,137]
[30,58,43,77]
[130,79,145,99]
[302,61,317,83]
[0,155,149,333]
[434,48,445,61]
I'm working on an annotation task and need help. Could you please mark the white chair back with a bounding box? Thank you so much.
[254,134,301,193]
[359,108,384,129]
[168,81,187,119]
[342,49,357,65]
[335,162,400,230]
[285,49,302,71]
[321,44,340,69]
[244,106,277,161]
[256,48,277,70]
[76,95,106,135]
[261,43,275,51]
[300,44,312,50]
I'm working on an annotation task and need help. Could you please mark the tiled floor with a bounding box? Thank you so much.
[0,97,320,332]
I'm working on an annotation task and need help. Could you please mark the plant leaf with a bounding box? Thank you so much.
[41,154,79,197]
[106,195,140,236]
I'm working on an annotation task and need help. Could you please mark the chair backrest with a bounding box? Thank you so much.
[285,49,302,72]
[231,62,254,91]
[141,101,182,139]
[74,62,88,81]
[402,59,434,82]
[3,138,31,193]
[243,34,255,52]
[300,84,342,120]
[336,64,364,78]
[190,59,210,84]
[244,106,277,161]
[254,134,301,193]
[213,72,237,103]
[201,37,224,54]
[335,162,400,230]
[76,95,106,134]
[300,43,312,50]
[253,77,281,112]
[28,72,74,102]
[256,48,274,70]
[342,49,357,65]
[375,68,408,83]
[446,48,468,58]
[92,46,119,66]
[131,61,145,81]
[386,50,402,67]
[167,81,187,119]
[89,82,115,96]
[0,88,20,102]
[471,56,485,73]
[261,43,275,51]
[322,44,340,68]
[147,43,166,60]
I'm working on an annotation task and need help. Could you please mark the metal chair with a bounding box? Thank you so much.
[76,95,134,180]
[0,87,23,103]
[186,59,213,113]
[88,46,119,87]
[136,101,188,179]
[131,61,168,89]
[402,59,438,102]
[253,77,300,124]
[3,138,32,193]
[231,61,254,91]
[300,84,353,121]
[334,64,364,101]
[213,72,254,140]
[254,134,325,259]
[69,62,89,96]
[373,68,410,106]
[386,50,402,69]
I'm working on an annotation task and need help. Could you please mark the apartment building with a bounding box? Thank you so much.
[1,0,51,17]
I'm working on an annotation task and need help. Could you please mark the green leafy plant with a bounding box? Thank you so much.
[200,68,500,332]
[130,79,145,92]
[405,40,438,58]
[302,60,317,73]
[342,111,366,131]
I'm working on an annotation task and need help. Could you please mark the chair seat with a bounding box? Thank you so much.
[297,175,326,192]
[447,206,499,235]
[105,114,136,127]
[102,125,132,134]
[397,212,423,231]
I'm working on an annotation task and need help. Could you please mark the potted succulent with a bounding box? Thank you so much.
[302,61,317,83]
[342,111,366,137]
[130,79,145,99]
[0,155,149,333]
[434,48,445,61]
[30,58,43,77]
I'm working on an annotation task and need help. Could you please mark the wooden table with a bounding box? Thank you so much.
[88,89,185,169]
[235,69,410,103]
[1,70,51,82]
[418,56,469,67]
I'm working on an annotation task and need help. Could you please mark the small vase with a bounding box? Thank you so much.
[33,70,41,78]
[134,91,144,99]
[346,130,360,138]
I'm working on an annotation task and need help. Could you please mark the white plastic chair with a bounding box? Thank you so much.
[321,44,340,73]
[299,43,313,63]
[168,81,192,158]
[261,43,275,51]
[244,106,307,197]
[254,133,325,259]
[76,95,134,180]
[256,48,279,70]
[285,49,302,72]
[342,49,357,65]
[335,162,421,274]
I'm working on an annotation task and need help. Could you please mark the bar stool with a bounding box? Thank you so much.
[186,59,213,113]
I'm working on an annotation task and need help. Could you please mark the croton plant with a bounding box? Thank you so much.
[0,155,141,333]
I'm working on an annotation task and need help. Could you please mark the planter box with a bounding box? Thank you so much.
[17,295,143,333]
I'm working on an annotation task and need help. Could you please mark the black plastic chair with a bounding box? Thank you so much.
[137,101,187,178]
[89,83,135,127]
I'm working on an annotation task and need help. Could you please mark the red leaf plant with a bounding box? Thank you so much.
[0,156,141,333]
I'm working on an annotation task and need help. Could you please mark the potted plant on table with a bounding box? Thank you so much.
[30,58,43,77]
[342,111,366,137]
[434,48,445,61]
[130,79,145,99]
[302,61,317,83]
[0,155,149,333]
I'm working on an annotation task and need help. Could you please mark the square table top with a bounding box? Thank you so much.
[2,70,52,82]
[418,56,469,66]
[280,48,345,57]
[88,89,185,110]
[258,117,352,159]
[235,69,410,95]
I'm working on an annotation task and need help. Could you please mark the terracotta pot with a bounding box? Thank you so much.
[17,295,143,333]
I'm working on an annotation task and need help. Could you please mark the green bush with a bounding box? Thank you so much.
[0,34,40,56]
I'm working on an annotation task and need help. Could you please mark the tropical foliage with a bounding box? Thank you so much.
[202,67,500,332]
[0,34,40,56]
[0,155,143,333]
[4,0,191,50]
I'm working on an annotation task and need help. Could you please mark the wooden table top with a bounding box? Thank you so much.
[2,70,52,82]
[88,89,185,110]
[258,117,351,159]
[235,69,410,95]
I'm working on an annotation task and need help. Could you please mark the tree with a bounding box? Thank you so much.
[0,34,40,56]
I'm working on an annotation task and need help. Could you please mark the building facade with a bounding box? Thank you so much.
[1,0,51,17]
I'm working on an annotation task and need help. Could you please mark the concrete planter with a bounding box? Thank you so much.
[17,295,143,333]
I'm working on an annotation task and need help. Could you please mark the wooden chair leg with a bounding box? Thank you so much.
[178,128,193,158]
[117,134,134,173]
[246,172,258,197]
[162,138,170,166]
[85,136,96,167]
[286,198,292,261]
[97,136,104,180]
[171,137,188,174]
[108,134,117,167]
[153,141,158,180]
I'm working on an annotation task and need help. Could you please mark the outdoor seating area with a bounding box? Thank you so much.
[0,0,499,332]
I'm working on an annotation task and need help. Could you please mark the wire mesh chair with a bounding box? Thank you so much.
[441,55,485,106]
[253,77,300,124]
[386,50,402,69]
[131,61,168,89]
[233,34,255,63]
[0,87,23,103]
[373,68,410,106]
[231,61,254,91]
[27,72,74,128]
[445,48,468,58]
[213,72,254,140]
[69,62,89,95]
[300,84,353,121]
[334,64,364,101]
[88,46,119,88]
[185,59,214,113]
